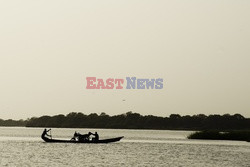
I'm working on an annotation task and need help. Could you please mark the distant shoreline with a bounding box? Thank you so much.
[1,112,250,131]
[0,126,196,131]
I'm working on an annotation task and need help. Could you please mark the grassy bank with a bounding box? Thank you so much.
[188,131,250,142]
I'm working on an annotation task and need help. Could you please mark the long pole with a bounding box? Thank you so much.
[50,129,52,139]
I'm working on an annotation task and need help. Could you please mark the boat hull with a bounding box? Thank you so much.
[42,136,124,144]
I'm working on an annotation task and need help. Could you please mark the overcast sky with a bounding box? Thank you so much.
[0,0,249,119]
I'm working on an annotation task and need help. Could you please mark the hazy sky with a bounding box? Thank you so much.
[0,1,249,119]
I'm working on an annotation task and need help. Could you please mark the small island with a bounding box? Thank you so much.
[188,131,250,142]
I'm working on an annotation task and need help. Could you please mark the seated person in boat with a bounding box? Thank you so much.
[73,132,93,142]
[71,131,79,141]
[92,132,99,141]
[80,132,93,141]
[41,128,51,139]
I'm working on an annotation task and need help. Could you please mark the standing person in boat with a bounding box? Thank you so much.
[93,132,99,141]
[41,128,51,140]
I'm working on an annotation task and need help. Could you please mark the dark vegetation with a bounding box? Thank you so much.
[0,119,26,127]
[6,112,248,131]
[188,131,250,142]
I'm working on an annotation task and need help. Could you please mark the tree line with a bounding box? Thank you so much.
[0,119,26,127]
[10,112,249,130]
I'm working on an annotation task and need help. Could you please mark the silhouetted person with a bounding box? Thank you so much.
[84,132,93,141]
[41,128,51,140]
[93,132,99,141]
[71,131,78,141]
[76,132,93,142]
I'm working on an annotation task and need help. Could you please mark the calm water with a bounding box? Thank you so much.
[0,127,249,167]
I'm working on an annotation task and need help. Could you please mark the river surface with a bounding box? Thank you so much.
[0,127,249,167]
